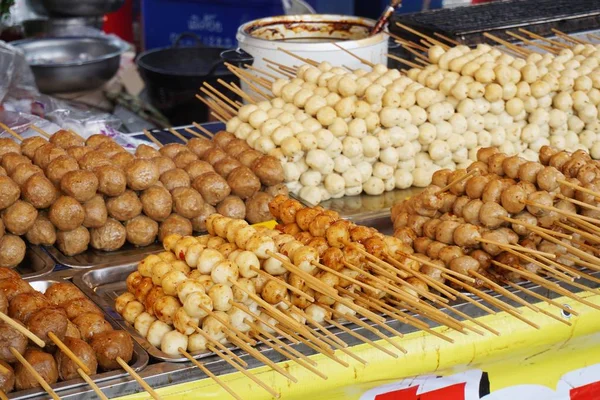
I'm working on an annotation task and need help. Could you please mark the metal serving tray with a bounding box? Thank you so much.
[8,274,150,400]
[16,245,55,280]
[46,241,163,269]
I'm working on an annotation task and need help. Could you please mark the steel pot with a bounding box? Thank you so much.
[35,0,124,17]
[22,17,104,38]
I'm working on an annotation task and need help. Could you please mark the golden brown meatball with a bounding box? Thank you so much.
[0,138,20,157]
[96,140,125,158]
[56,337,97,380]
[2,153,31,175]
[202,147,228,165]
[14,348,58,390]
[159,214,192,242]
[78,151,112,171]
[90,330,133,370]
[126,159,160,191]
[50,129,85,149]
[191,203,216,232]
[213,131,235,148]
[2,200,37,235]
[214,157,243,179]
[173,150,199,169]
[90,218,127,251]
[184,160,214,180]
[20,136,47,159]
[160,168,190,191]
[56,226,90,256]
[187,137,214,158]
[111,151,135,170]
[45,282,84,307]
[0,235,25,268]
[72,312,113,342]
[216,196,245,219]
[140,185,172,221]
[135,144,160,159]
[22,174,57,209]
[8,292,50,323]
[106,190,142,221]
[227,166,261,200]
[83,195,108,228]
[0,176,20,210]
[171,187,204,218]
[0,320,28,364]
[49,196,85,231]
[159,143,187,159]
[27,306,68,346]
[152,156,176,176]
[66,146,93,161]
[45,155,79,185]
[245,192,274,224]
[95,165,127,197]
[238,149,262,168]
[60,170,99,203]
[193,172,230,206]
[225,139,250,158]
[33,144,67,169]
[252,156,285,186]
[10,163,43,187]
[25,212,56,246]
[84,134,111,148]
[126,215,159,246]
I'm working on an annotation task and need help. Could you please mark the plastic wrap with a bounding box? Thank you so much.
[0,41,39,103]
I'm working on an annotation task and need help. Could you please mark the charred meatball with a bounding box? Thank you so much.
[216,196,246,219]
[14,348,58,390]
[56,226,90,256]
[126,159,160,191]
[95,165,127,197]
[171,187,204,218]
[26,212,56,246]
[126,215,159,246]
[3,200,37,235]
[49,196,85,231]
[106,190,142,221]
[160,168,190,191]
[159,214,192,242]
[79,151,112,171]
[90,218,127,251]
[63,298,103,320]
[140,185,172,221]
[45,156,79,186]
[83,195,108,228]
[22,174,57,209]
[264,184,289,198]
[0,278,33,302]
[193,172,230,206]
[213,131,236,148]
[96,141,125,158]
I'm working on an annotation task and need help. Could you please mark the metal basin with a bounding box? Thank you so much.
[12,37,126,93]
[22,17,104,38]
[31,0,124,17]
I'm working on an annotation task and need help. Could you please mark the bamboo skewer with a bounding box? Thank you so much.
[195,303,257,346]
[167,127,189,143]
[195,95,232,120]
[276,324,352,367]
[192,122,215,138]
[117,357,161,400]
[250,266,315,301]
[501,216,572,240]
[225,67,272,100]
[190,325,248,368]
[387,54,423,69]
[200,87,239,116]
[10,348,60,400]
[0,311,46,347]
[505,31,560,54]
[559,257,600,285]
[395,22,449,49]
[48,332,91,374]
[142,129,164,148]
[522,200,600,225]
[551,28,587,44]
[331,43,375,67]
[502,279,577,316]
[0,122,24,142]
[433,32,461,46]
[266,64,296,78]
[401,45,430,64]
[263,58,298,74]
[324,317,397,358]
[289,304,348,349]
[518,28,570,48]
[178,347,243,400]
[482,32,530,56]
[226,64,273,91]
[475,239,556,258]
[503,247,576,282]
[396,250,476,283]
[77,368,109,400]
[559,179,600,200]
[557,193,600,214]
[28,125,52,138]
[243,64,280,80]
[276,47,319,67]
[0,389,8,400]
[231,303,299,346]
[203,82,242,110]
[217,79,256,104]
[0,364,9,375]
[183,127,205,139]
[557,221,600,245]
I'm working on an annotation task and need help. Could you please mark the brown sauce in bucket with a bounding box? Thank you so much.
[245,18,372,43]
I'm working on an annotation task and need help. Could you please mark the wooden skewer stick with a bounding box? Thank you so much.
[559,179,600,200]
[189,325,248,368]
[0,122,24,141]
[203,82,242,110]
[183,127,205,140]
[231,303,299,345]
[502,247,576,282]
[263,58,298,74]
[191,121,215,138]
[557,193,600,214]
[475,238,556,258]
[438,168,479,194]
[397,250,476,283]
[250,266,314,301]
[286,303,348,350]
[225,63,273,91]
[395,22,449,49]
[179,347,243,400]
[200,87,239,116]
[48,332,91,374]
[217,79,257,104]
[505,31,560,54]
[522,200,600,225]
[324,317,397,358]
[559,256,600,285]
[419,39,434,48]
[566,215,600,236]
[532,254,600,296]
[117,357,161,400]
[482,32,530,56]
[28,124,52,138]
[266,64,296,78]
[0,389,8,400]
[556,220,600,246]
[77,368,109,400]
[167,127,189,143]
[0,311,46,347]
[243,64,279,80]
[382,255,454,301]
[387,53,422,69]
[501,216,572,240]
[0,364,10,375]
[196,95,232,121]
[10,348,60,400]
[587,33,600,41]
[195,303,257,345]
[518,28,570,48]
[400,45,430,63]
[331,43,375,67]
[502,279,577,316]
[225,68,272,101]
[384,31,428,51]
[276,324,352,367]
[142,129,164,148]
[388,261,456,300]
[551,28,587,44]
[571,239,600,256]
[433,32,461,46]
[276,47,319,67]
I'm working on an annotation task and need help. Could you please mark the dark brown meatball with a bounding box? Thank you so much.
[85,134,112,148]
[73,312,113,342]
[21,136,47,159]
[202,147,228,165]
[140,185,172,221]
[45,155,79,185]
[185,160,214,180]
[2,153,31,175]
[63,297,103,320]
[0,321,27,363]
[27,306,68,346]
[158,214,192,242]
[2,200,37,235]
[65,320,81,339]
[171,187,204,218]
[8,292,50,323]
[245,192,274,224]
[187,137,214,158]
[22,174,57,209]
[0,235,25,268]
[56,337,97,380]
[90,330,133,370]
[45,282,84,307]
[14,348,58,390]
[191,172,229,206]
[95,165,127,197]
[214,157,243,179]
[152,156,176,176]
[160,168,190,191]
[0,176,20,210]
[225,139,250,158]
[0,290,6,314]
[90,218,127,251]
[82,195,108,229]
[0,360,14,393]
[191,203,216,232]
[50,129,85,149]
[60,170,99,203]
[96,140,125,158]
[0,138,21,157]
[227,166,261,200]
[49,196,85,231]
[264,184,289,198]
[126,215,159,246]
[106,190,142,221]
[10,163,43,187]
[126,159,160,191]
[26,212,56,246]
[66,146,93,161]
[252,156,285,186]
[213,131,236,148]
[56,226,90,256]
[111,151,135,170]
[33,144,67,170]
[173,150,199,169]
[216,195,246,219]
[238,149,262,168]
[135,144,160,159]
[78,151,112,171]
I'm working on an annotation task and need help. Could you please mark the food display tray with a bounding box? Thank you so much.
[17,245,55,280]
[46,241,163,269]
[9,274,150,400]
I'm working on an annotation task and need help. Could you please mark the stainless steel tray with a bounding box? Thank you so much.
[17,245,55,280]
[46,242,163,269]
[9,274,150,400]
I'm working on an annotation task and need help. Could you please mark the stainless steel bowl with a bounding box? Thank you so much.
[30,0,124,16]
[12,37,126,93]
[22,17,104,38]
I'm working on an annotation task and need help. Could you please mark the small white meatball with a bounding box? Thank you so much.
[134,312,156,338]
[162,270,188,296]
[177,279,206,303]
[184,291,213,318]
[412,167,433,187]
[147,320,173,348]
[363,176,385,195]
[173,307,200,335]
[324,173,345,194]
[123,301,145,324]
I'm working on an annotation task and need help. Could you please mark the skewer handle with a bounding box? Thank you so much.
[116,357,162,400]
[0,122,24,142]
[0,311,46,347]
[77,368,109,400]
[48,332,91,375]
[10,347,60,400]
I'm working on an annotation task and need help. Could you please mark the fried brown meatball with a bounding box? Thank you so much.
[225,139,250,158]
[85,134,113,148]
[245,192,274,224]
[66,146,93,161]
[159,143,187,159]
[63,297,103,320]
[213,131,236,148]
[158,214,193,242]
[173,150,198,169]
[135,143,160,159]
[0,278,33,302]
[26,212,56,246]
[171,187,204,218]
[95,165,127,196]
[106,190,142,221]
[2,200,37,235]
[56,226,90,256]
[0,321,27,363]
[202,147,227,165]
[126,159,160,191]
[152,156,176,176]
[45,155,79,185]
[96,140,125,157]
[90,330,133,370]
[0,267,19,281]
[160,168,190,191]
[252,156,285,186]
[187,137,214,158]
[215,195,245,219]
[8,292,50,323]
[72,312,113,341]
[49,196,85,231]
[0,176,20,211]
[140,185,172,221]
[50,129,85,149]
[191,203,216,232]
[264,184,289,198]
[83,195,108,229]
[227,166,261,199]
[0,360,14,393]
[2,153,31,175]
[184,160,214,181]
[56,337,97,380]
[33,144,67,169]
[27,306,68,346]
[65,320,81,339]
[238,149,262,168]
[22,174,57,209]
[90,218,127,251]
[0,235,25,268]
[0,290,6,314]
[126,215,159,246]
[60,170,99,202]
[0,138,20,157]
[214,157,243,179]
[10,163,43,187]
[15,348,58,390]
[45,282,84,307]
[193,172,230,206]
[20,136,47,159]
[111,151,135,170]
[79,151,112,171]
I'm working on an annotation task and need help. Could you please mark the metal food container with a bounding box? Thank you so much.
[46,242,163,269]
[16,245,55,280]
[9,274,149,400]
